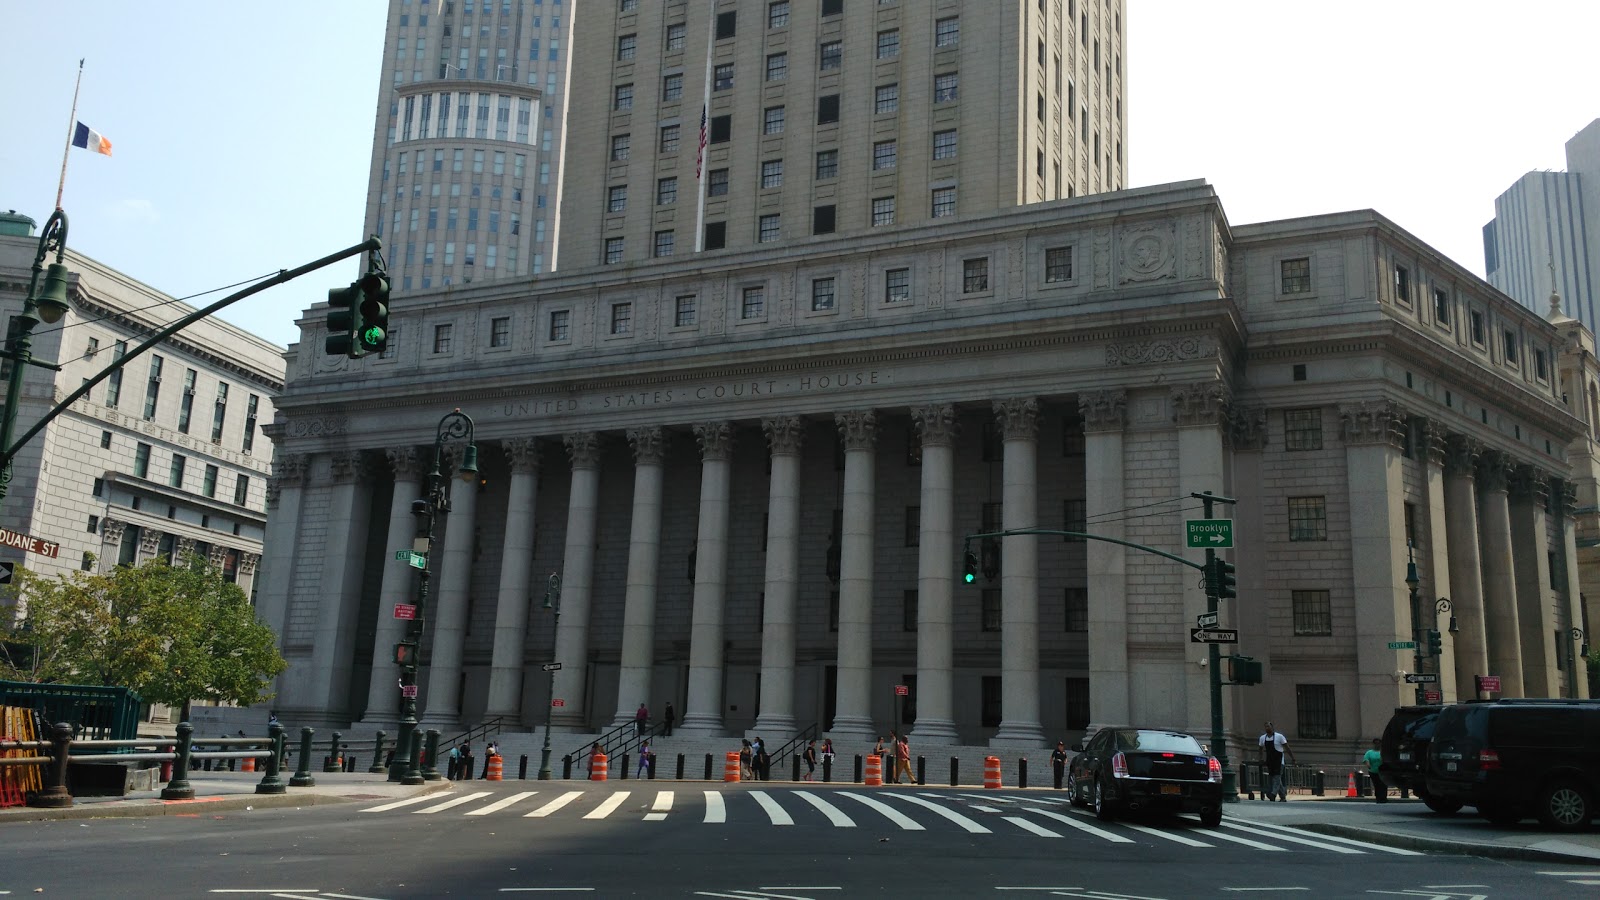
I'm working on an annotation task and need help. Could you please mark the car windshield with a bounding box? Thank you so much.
[1116,731,1203,754]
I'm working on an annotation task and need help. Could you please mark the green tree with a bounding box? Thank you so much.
[0,557,286,719]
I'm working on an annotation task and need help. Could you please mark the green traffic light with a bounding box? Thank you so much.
[964,571,975,584]
[360,325,386,347]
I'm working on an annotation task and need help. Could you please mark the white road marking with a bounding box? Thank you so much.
[1185,826,1287,852]
[465,791,537,816]
[961,793,1017,803]
[208,893,321,896]
[758,889,839,892]
[359,793,445,812]
[971,805,1005,813]
[319,894,393,900]
[524,790,583,817]
[1219,821,1362,854]
[1538,871,1600,876]
[1220,887,1310,892]
[704,790,727,823]
[643,790,674,821]
[724,891,818,900]
[1003,815,1062,837]
[890,794,992,833]
[499,889,597,893]
[1118,821,1212,847]
[991,888,1084,892]
[749,790,795,825]
[1024,808,1134,843]
[1233,818,1423,855]
[837,792,925,830]
[583,791,630,819]
[414,792,492,814]
[1565,882,1600,887]
[793,790,856,827]
[1023,796,1071,804]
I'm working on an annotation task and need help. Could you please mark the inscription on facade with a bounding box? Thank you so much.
[495,370,889,420]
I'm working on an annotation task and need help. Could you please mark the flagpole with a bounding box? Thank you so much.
[55,59,86,210]
[693,0,716,253]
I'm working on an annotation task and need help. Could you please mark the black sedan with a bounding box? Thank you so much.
[1066,727,1223,827]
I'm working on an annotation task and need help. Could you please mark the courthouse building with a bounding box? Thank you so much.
[260,180,1595,757]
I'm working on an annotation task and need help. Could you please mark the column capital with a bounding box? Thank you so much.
[240,552,261,575]
[693,421,735,461]
[564,431,603,468]
[627,427,666,466]
[1444,435,1481,476]
[1170,382,1228,427]
[328,450,369,484]
[102,519,126,545]
[1229,406,1267,451]
[835,410,878,452]
[1559,480,1581,518]
[762,416,806,456]
[274,452,310,487]
[1078,390,1127,433]
[1421,419,1450,467]
[1338,400,1405,448]
[911,404,958,448]
[1476,450,1512,493]
[503,437,542,474]
[138,528,162,556]
[208,545,229,568]
[265,480,281,510]
[386,447,426,483]
[176,536,196,557]
[1508,464,1551,506]
[992,397,1040,441]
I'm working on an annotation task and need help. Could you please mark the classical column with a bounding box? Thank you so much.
[1556,482,1590,698]
[1340,401,1410,740]
[551,432,603,727]
[1421,422,1457,702]
[908,404,959,744]
[253,454,308,648]
[1477,451,1524,697]
[679,422,735,736]
[829,410,879,738]
[137,529,161,565]
[991,397,1045,746]
[99,519,127,574]
[1082,391,1130,729]
[421,448,481,725]
[1173,383,1228,735]
[237,552,261,601]
[486,438,541,720]
[363,447,425,723]
[308,451,375,720]
[613,427,666,727]
[1509,466,1556,696]
[1444,437,1489,694]
[755,416,804,736]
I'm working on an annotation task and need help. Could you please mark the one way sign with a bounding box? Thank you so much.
[1190,628,1239,644]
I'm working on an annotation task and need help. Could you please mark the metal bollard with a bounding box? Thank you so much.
[403,731,424,785]
[256,724,288,795]
[621,753,631,780]
[792,753,801,781]
[1018,757,1028,790]
[1313,770,1325,797]
[421,729,442,781]
[676,753,685,780]
[519,755,529,780]
[161,722,197,800]
[324,731,342,772]
[704,753,713,780]
[346,752,356,772]
[823,755,832,783]
[648,756,656,780]
[916,755,926,786]
[950,757,959,787]
[854,754,863,784]
[291,727,317,787]
[370,731,388,773]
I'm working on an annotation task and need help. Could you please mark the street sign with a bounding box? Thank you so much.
[405,552,427,569]
[393,603,417,620]
[1476,675,1502,693]
[1196,612,1219,629]
[1185,519,1233,549]
[394,550,410,560]
[542,662,563,672]
[1423,690,1443,704]
[400,684,418,699]
[1404,673,1439,684]
[1190,628,1239,644]
[1388,641,1416,650]
[894,684,909,697]
[0,561,12,584]
[551,698,566,708]
[0,527,59,559]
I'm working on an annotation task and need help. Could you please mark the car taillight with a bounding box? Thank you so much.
[1111,752,1128,778]
[1478,750,1501,771]
[1208,757,1222,783]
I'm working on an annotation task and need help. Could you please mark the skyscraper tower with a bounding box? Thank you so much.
[363,0,575,294]
[558,0,1127,268]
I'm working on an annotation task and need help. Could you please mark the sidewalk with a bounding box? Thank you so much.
[1227,793,1600,866]
[0,770,450,823]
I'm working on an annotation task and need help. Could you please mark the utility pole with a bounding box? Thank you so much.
[1192,490,1238,803]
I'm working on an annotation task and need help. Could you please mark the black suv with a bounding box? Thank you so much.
[1379,706,1459,813]
[1425,699,1600,831]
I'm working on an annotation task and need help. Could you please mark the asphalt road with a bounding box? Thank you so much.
[1,783,1593,898]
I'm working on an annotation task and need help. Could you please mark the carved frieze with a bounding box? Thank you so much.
[1338,401,1405,448]
[709,281,727,335]
[1008,238,1025,300]
[1093,227,1112,290]
[693,421,735,461]
[274,453,310,487]
[1105,336,1214,367]
[835,410,879,452]
[564,431,603,468]
[993,397,1041,442]
[911,404,958,448]
[762,416,806,456]
[626,427,665,466]
[926,252,946,309]
[1171,383,1228,427]
[285,417,348,439]
[1119,221,1177,284]
[1079,390,1127,434]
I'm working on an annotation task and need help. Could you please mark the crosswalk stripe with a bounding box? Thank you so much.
[1022,796,1071,805]
[466,791,538,816]
[703,790,727,823]
[1025,808,1134,843]
[1229,819,1423,856]
[415,792,492,814]
[361,793,451,813]
[1119,821,1212,847]
[583,791,630,820]
[889,794,991,833]
[793,791,856,827]
[750,790,795,826]
[642,790,673,821]
[838,793,926,830]
[1004,815,1062,838]
[971,805,1004,813]
[960,793,1016,803]
[1178,822,1286,851]
[1220,821,1362,854]
[525,791,583,818]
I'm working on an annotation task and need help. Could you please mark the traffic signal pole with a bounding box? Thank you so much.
[1192,491,1238,803]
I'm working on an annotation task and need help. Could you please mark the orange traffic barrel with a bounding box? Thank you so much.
[486,754,504,781]
[241,753,256,773]
[983,756,1002,789]
[591,750,609,781]
[724,751,741,782]
[864,753,884,786]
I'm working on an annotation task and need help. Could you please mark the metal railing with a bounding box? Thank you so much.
[1236,762,1328,798]
[766,723,819,770]
[440,717,507,756]
[567,718,664,768]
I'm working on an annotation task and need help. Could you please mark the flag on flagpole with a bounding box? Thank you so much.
[71,121,112,156]
[695,105,708,179]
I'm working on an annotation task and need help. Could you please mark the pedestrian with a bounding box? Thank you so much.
[588,741,603,778]
[664,701,675,737]
[1051,741,1069,790]
[638,742,652,778]
[635,702,649,738]
[821,738,835,768]
[448,744,460,780]
[895,733,912,785]
[756,737,771,781]
[267,710,280,728]
[1363,738,1387,803]
[803,740,818,782]
[460,740,473,780]
[482,741,498,779]
[1257,722,1296,801]
[739,739,754,780]
[874,735,887,777]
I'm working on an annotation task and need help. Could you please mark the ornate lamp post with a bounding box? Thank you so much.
[391,409,476,786]
[0,210,72,501]
[1405,544,1425,706]
[537,572,562,780]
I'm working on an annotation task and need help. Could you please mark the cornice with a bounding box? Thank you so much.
[68,292,286,392]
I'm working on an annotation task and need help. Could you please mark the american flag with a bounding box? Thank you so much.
[695,105,708,179]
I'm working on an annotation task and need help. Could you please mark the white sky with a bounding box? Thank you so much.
[0,0,1594,349]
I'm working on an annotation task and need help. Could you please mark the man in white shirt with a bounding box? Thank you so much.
[1258,722,1296,801]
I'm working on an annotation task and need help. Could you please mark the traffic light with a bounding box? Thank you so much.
[1216,560,1237,600]
[962,548,978,584]
[1203,558,1221,596]
[393,641,419,666]
[324,281,364,358]
[1426,628,1443,658]
[357,271,390,354]
[1227,655,1263,686]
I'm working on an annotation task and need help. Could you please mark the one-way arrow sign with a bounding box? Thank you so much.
[1196,612,1219,629]
[1404,673,1440,684]
[1190,628,1239,644]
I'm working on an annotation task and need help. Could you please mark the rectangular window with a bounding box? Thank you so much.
[607,184,628,212]
[708,168,730,196]
[433,323,454,353]
[710,115,732,143]
[812,277,836,310]
[604,237,625,264]
[903,589,918,632]
[1065,677,1091,730]
[133,442,151,478]
[981,676,1002,727]
[1287,496,1328,542]
[1046,247,1074,282]
[613,84,633,110]
[169,454,186,488]
[872,196,895,226]
[704,222,727,250]
[611,302,632,334]
[610,134,630,161]
[655,177,679,206]
[1283,408,1322,451]
[768,1,790,28]
[742,286,766,319]
[1535,348,1549,381]
[1394,265,1411,304]
[1062,498,1086,538]
[617,33,636,61]
[819,41,842,71]
[87,514,99,534]
[203,464,218,498]
[761,159,784,188]
[234,474,249,507]
[981,589,1002,633]
[666,22,686,51]
[815,149,839,181]
[1281,257,1311,294]
[654,229,675,257]
[933,129,957,160]
[934,71,958,102]
[822,0,843,15]
[877,30,900,59]
[935,16,959,47]
[1064,587,1088,632]
[675,294,697,327]
[549,310,571,341]
[1502,330,1519,364]
[1433,287,1450,324]
[490,316,511,348]
[758,214,781,243]
[659,124,680,154]
[662,73,683,101]
[875,84,898,115]
[1295,684,1337,739]
[766,52,787,81]
[1291,590,1333,636]
[1470,309,1486,345]
[142,355,163,420]
[963,257,989,293]
[106,341,127,407]
[873,140,896,170]
[716,10,737,40]
[931,187,956,218]
[714,63,734,91]
[763,106,785,135]
[211,383,228,443]
[885,268,910,303]
[813,205,836,235]
[817,94,840,124]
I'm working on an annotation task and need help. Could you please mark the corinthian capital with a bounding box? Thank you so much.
[835,410,878,452]
[503,437,542,474]
[1229,406,1267,451]
[564,431,603,468]
[693,421,735,461]
[1338,401,1405,448]
[328,450,369,484]
[627,427,665,466]
[1171,382,1228,427]
[911,404,958,448]
[387,447,425,482]
[762,416,806,457]
[1078,390,1127,433]
[1444,435,1481,477]
[992,397,1040,442]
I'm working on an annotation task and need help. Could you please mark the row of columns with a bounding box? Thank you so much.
[99,518,260,586]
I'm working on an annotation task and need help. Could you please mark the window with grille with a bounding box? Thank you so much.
[816,150,838,179]
[933,129,957,160]
[904,506,920,547]
[764,106,785,134]
[675,294,697,326]
[819,41,842,70]
[1292,590,1332,636]
[872,196,895,226]
[1065,677,1090,730]
[812,277,836,310]
[758,214,780,243]
[169,454,186,488]
[742,286,765,319]
[607,185,627,213]
[714,63,734,91]
[657,177,677,205]
[931,188,956,218]
[1295,684,1336,739]
[875,84,898,114]
[885,268,910,303]
[765,53,788,82]
[662,73,682,101]
[433,324,454,353]
[1279,257,1310,294]
[654,230,675,257]
[614,84,633,110]
[708,169,729,196]
[490,316,511,347]
[1046,247,1074,282]
[935,16,959,47]
[1283,408,1322,450]
[549,310,570,341]
[1287,496,1327,541]
[617,34,636,60]
[877,30,899,59]
[934,71,958,102]
[981,589,1002,632]
[768,1,789,28]
[134,442,150,478]
[666,22,686,51]
[1064,588,1088,632]
[610,302,632,335]
[963,258,988,293]
[873,140,897,169]
[604,237,625,264]
[1062,498,1085,540]
[761,159,784,188]
[610,134,630,161]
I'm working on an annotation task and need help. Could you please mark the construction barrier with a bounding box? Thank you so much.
[486,755,503,781]
[723,751,741,783]
[864,753,883,787]
[241,754,256,773]
[590,750,609,781]
[1,705,44,808]
[983,756,1002,789]
[1346,771,1358,797]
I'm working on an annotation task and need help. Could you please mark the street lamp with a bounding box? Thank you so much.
[537,572,562,780]
[1404,543,1425,706]
[391,408,476,786]
[0,209,72,500]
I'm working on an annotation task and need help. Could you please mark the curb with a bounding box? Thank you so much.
[1296,821,1600,866]
[0,780,454,823]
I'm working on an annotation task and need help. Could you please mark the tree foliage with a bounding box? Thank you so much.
[0,557,286,711]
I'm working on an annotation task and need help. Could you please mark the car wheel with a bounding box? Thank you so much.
[1199,807,1222,828]
[1422,793,1463,815]
[1537,780,1592,832]
[1094,778,1115,822]
[1478,803,1523,826]
[1066,771,1085,808]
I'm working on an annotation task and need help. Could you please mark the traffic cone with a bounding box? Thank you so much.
[1346,771,1358,798]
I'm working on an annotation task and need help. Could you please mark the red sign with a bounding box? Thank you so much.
[551,698,566,708]
[1423,690,1443,704]
[1476,675,1502,694]
[0,527,59,559]
[400,685,418,699]
[393,603,417,620]
[894,685,909,697]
